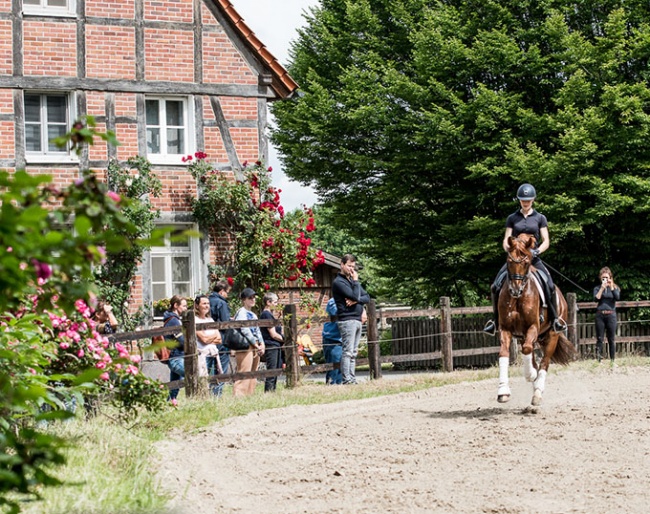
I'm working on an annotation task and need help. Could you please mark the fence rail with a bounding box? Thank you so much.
[111,296,650,395]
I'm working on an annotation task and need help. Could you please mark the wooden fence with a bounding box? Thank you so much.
[111,296,650,395]
[383,294,650,370]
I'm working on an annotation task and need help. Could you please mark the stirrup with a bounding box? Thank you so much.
[552,317,567,333]
[483,320,497,336]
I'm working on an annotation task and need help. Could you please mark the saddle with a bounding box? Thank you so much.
[497,267,553,309]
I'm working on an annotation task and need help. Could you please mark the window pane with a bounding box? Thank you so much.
[23,0,40,5]
[147,128,160,154]
[152,284,167,302]
[173,283,190,297]
[46,96,66,123]
[166,101,183,126]
[24,95,41,123]
[166,128,184,154]
[146,100,159,125]
[48,0,67,7]
[47,125,67,152]
[25,125,42,152]
[172,256,190,282]
[151,257,166,281]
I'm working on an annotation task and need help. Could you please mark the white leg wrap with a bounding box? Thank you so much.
[522,353,537,382]
[498,357,511,395]
[533,369,547,393]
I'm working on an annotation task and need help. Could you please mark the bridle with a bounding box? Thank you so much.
[507,250,530,298]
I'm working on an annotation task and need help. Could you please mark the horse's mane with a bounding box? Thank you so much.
[509,233,535,259]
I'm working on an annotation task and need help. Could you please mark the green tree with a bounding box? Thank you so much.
[272,0,650,306]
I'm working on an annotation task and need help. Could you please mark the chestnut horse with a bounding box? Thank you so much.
[497,234,575,406]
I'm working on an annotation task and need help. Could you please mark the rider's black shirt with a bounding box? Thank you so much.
[506,209,548,248]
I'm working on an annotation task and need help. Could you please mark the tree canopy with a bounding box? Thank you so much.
[272,0,650,306]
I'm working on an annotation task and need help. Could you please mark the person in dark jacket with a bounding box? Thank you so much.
[259,292,284,392]
[332,254,370,385]
[208,280,232,396]
[593,266,621,364]
[163,295,187,401]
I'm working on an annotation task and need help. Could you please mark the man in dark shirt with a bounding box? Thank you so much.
[208,280,232,396]
[331,254,370,385]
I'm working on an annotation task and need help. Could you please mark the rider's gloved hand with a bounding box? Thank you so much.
[531,249,540,258]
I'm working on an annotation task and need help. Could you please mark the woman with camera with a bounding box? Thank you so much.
[593,266,621,364]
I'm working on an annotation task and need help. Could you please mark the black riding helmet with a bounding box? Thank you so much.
[516,183,536,201]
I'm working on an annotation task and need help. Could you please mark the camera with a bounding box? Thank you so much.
[602,278,608,285]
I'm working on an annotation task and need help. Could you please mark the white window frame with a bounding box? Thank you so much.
[149,224,201,318]
[145,97,195,165]
[23,0,77,18]
[24,91,79,164]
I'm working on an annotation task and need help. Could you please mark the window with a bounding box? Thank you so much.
[24,93,76,161]
[146,98,193,163]
[23,0,76,17]
[150,227,200,316]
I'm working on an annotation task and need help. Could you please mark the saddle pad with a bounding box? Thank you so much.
[531,272,547,307]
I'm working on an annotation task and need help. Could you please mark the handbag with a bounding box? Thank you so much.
[223,328,251,351]
[151,317,175,362]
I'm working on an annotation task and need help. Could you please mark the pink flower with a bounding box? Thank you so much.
[130,354,142,364]
[77,349,85,358]
[125,365,139,375]
[95,361,106,369]
[170,398,178,407]
[6,247,12,252]
[99,372,110,381]
[32,259,53,280]
[59,342,70,350]
[107,191,121,203]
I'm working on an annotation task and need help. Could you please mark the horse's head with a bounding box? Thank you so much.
[506,234,535,298]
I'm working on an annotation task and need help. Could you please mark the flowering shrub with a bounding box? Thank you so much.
[188,153,324,293]
[44,299,168,420]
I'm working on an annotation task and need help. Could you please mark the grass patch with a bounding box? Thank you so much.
[19,357,650,513]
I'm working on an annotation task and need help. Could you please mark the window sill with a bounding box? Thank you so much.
[147,155,192,166]
[26,154,79,165]
[23,8,76,18]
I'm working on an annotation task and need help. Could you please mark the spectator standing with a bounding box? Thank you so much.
[93,300,119,334]
[593,266,621,364]
[259,292,284,392]
[194,295,222,394]
[322,298,342,385]
[234,288,264,396]
[332,254,370,385]
[209,280,232,396]
[163,295,187,401]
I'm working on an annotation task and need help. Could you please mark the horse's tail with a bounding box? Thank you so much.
[551,332,576,365]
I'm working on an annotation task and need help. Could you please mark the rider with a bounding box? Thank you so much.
[483,183,567,335]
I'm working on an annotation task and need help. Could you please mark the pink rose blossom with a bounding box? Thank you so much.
[107,191,121,202]
[130,354,142,364]
[125,365,139,375]
[99,372,110,381]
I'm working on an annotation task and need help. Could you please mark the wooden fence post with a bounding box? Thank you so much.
[440,296,453,372]
[367,299,381,380]
[283,303,301,388]
[567,292,578,351]
[182,309,202,398]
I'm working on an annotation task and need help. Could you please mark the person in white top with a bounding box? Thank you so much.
[194,295,222,393]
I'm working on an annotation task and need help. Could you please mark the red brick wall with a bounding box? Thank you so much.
[114,94,139,160]
[0,89,13,159]
[202,29,257,85]
[86,26,136,79]
[145,28,195,82]
[86,92,109,162]
[144,0,193,23]
[23,21,77,77]
[0,20,12,75]
[86,0,134,19]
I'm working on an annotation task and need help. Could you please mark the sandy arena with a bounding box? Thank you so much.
[156,365,650,513]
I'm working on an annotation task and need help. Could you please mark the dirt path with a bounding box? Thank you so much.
[156,365,650,513]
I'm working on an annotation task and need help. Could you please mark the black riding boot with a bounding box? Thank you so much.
[483,290,499,336]
[547,287,567,333]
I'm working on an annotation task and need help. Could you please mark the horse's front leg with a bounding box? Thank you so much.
[497,330,513,403]
[531,334,557,406]
[521,325,539,383]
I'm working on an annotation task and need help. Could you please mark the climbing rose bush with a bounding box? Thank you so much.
[188,153,324,292]
[43,299,167,419]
